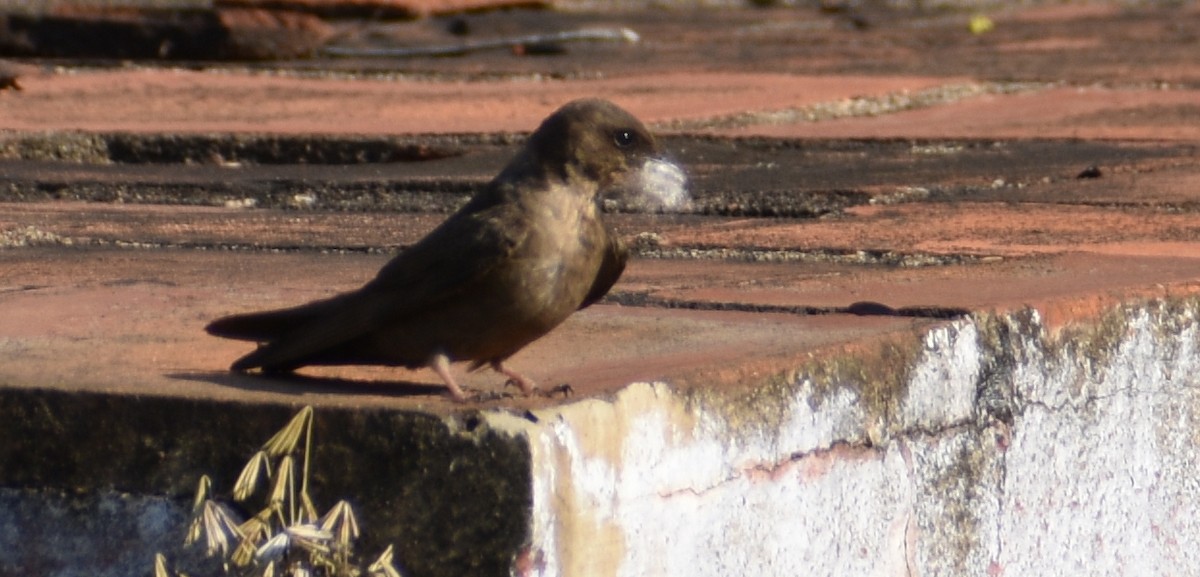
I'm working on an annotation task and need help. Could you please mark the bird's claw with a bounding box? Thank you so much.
[538,383,575,398]
[503,377,539,396]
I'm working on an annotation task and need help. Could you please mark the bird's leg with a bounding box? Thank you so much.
[492,361,538,395]
[430,353,468,402]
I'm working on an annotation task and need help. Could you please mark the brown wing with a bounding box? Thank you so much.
[579,232,627,310]
[209,199,525,372]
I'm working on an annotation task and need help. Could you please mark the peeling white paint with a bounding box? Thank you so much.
[900,321,981,430]
[510,301,1200,577]
[526,392,916,577]
[998,307,1200,576]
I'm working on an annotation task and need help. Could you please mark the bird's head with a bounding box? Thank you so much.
[522,98,688,212]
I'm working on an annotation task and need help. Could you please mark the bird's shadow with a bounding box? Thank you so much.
[169,369,446,399]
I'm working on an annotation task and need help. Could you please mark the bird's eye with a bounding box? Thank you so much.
[613,129,637,148]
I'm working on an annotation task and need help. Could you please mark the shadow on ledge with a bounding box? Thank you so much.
[168,369,447,399]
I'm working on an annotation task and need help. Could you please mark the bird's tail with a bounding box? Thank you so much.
[205,308,315,342]
[228,344,297,373]
[206,293,367,373]
[207,310,314,373]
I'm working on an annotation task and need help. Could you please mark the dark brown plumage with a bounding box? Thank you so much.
[206,98,687,401]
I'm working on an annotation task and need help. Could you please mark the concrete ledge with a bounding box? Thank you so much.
[4,297,1199,576]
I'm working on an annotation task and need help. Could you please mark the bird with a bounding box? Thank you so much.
[206,98,687,402]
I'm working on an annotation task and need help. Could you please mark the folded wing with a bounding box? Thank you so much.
[206,204,523,372]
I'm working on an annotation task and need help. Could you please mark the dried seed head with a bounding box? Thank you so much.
[197,500,243,557]
[191,476,212,511]
[320,501,361,547]
[234,451,271,502]
[270,456,295,509]
[262,407,313,457]
[368,545,404,577]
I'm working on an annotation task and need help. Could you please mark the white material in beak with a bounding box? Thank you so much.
[637,157,690,212]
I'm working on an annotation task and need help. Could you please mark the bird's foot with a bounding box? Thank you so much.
[538,383,575,398]
[503,377,539,395]
[493,361,538,395]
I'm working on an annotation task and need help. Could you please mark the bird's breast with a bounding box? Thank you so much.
[512,185,603,309]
